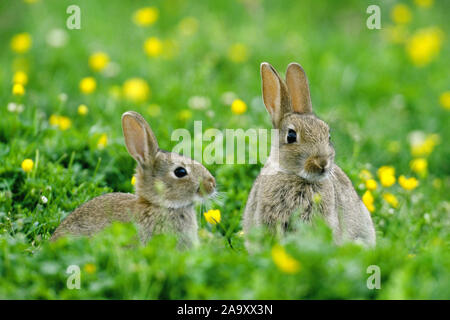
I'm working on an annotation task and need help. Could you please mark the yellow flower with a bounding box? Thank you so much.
[271,245,301,274]
[365,179,378,191]
[439,91,450,110]
[49,114,59,126]
[414,0,433,8]
[97,133,108,149]
[10,33,32,53]
[144,37,163,57]
[406,27,443,67]
[228,43,249,63]
[362,190,375,213]
[231,99,247,115]
[179,17,199,36]
[177,109,192,121]
[410,158,427,176]
[133,7,159,26]
[398,175,419,191]
[79,77,97,94]
[313,193,322,204]
[21,158,34,172]
[78,104,88,116]
[13,71,28,85]
[377,166,396,187]
[57,116,72,131]
[391,4,412,24]
[410,134,439,157]
[359,169,373,181]
[83,263,96,274]
[89,52,109,72]
[204,209,221,225]
[383,193,399,208]
[123,78,150,102]
[131,176,136,186]
[12,83,25,96]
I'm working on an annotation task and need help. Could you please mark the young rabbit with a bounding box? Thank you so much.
[51,111,216,248]
[243,62,376,246]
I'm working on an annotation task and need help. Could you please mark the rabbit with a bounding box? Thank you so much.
[51,111,216,248]
[243,62,376,247]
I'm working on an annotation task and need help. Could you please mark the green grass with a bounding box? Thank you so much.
[0,0,449,299]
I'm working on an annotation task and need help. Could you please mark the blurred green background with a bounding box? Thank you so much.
[0,0,449,299]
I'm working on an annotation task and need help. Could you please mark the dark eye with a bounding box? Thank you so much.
[287,129,297,144]
[174,167,187,178]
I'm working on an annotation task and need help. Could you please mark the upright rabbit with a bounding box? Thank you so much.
[51,111,216,248]
[243,62,375,246]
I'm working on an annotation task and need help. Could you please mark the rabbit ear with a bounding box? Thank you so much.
[261,62,291,128]
[285,62,312,114]
[122,111,159,165]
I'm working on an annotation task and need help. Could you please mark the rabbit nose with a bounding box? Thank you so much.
[308,157,328,174]
[200,176,216,195]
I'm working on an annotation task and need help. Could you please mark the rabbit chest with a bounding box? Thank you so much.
[258,173,335,228]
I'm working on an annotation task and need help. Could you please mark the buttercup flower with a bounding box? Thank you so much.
[144,37,163,57]
[133,7,159,26]
[365,179,378,191]
[97,133,108,149]
[231,99,247,115]
[414,0,433,8]
[13,71,28,85]
[399,175,419,191]
[377,166,396,187]
[228,43,248,63]
[391,4,412,24]
[271,245,301,274]
[21,158,34,172]
[406,27,443,67]
[78,104,88,116]
[79,77,97,94]
[131,176,136,186]
[123,78,150,102]
[410,133,439,157]
[89,52,110,72]
[58,116,72,131]
[410,158,427,176]
[177,109,193,121]
[12,83,25,96]
[362,190,375,213]
[204,209,221,225]
[439,91,450,110]
[83,263,96,274]
[10,33,32,53]
[383,193,399,208]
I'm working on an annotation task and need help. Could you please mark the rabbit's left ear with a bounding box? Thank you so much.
[261,62,291,128]
[285,63,312,114]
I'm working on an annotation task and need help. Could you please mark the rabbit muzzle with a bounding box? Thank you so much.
[197,176,216,197]
[304,156,331,177]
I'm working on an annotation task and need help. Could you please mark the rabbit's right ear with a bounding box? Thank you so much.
[122,111,159,165]
[261,62,291,128]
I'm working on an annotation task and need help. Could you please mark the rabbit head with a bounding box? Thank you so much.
[122,111,216,208]
[261,62,335,182]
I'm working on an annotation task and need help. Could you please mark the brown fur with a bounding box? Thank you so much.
[243,63,376,246]
[51,112,215,248]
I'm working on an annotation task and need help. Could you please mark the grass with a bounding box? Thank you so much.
[0,0,449,299]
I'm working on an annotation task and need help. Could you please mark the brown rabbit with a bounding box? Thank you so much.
[51,111,216,248]
[243,62,376,246]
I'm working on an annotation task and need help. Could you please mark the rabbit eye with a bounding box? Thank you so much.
[174,167,188,178]
[287,129,297,144]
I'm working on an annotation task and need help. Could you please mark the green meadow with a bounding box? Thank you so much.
[0,0,449,299]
